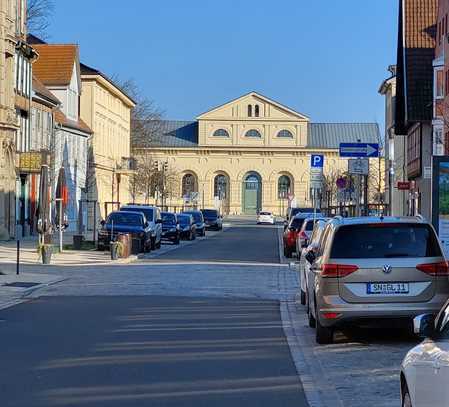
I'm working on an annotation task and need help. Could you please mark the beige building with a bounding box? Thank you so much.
[0,0,28,238]
[80,63,136,227]
[134,92,382,215]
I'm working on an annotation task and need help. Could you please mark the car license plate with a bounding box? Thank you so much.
[367,282,409,295]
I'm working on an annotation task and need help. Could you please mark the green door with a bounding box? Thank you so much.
[243,173,261,214]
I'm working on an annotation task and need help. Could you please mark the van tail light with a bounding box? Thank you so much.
[321,264,359,278]
[416,261,449,276]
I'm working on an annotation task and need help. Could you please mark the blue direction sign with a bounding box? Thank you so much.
[310,154,324,168]
[339,143,379,158]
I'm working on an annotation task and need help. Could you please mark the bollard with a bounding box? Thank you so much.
[16,239,20,275]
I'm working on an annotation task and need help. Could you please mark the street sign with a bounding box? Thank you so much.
[310,154,324,168]
[339,143,379,158]
[348,158,369,175]
[310,171,322,189]
[397,181,411,190]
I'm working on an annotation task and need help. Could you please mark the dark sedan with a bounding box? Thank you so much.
[177,214,196,240]
[97,211,152,252]
[161,212,180,244]
[182,210,206,236]
[200,209,223,231]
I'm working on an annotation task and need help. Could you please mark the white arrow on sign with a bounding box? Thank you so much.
[366,144,377,157]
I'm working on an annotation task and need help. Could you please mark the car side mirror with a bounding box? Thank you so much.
[413,314,435,338]
[144,221,150,227]
[100,220,105,226]
[156,219,162,224]
[305,251,316,264]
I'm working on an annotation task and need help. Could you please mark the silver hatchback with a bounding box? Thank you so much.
[306,216,449,344]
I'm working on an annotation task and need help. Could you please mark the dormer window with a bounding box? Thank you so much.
[248,104,252,117]
[245,129,262,138]
[255,105,260,117]
[277,129,294,138]
[213,129,230,137]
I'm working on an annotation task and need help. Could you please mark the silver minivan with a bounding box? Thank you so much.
[306,216,449,344]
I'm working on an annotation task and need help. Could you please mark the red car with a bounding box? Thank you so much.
[283,213,313,258]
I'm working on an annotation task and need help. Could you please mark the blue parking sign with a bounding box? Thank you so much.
[311,154,324,168]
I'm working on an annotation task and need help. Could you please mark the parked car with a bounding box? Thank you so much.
[201,209,223,230]
[297,218,328,308]
[296,216,330,256]
[161,212,180,244]
[97,211,152,252]
[400,301,449,407]
[285,207,321,229]
[283,213,313,258]
[305,216,449,344]
[177,214,197,240]
[182,210,206,236]
[120,205,163,250]
[257,211,275,225]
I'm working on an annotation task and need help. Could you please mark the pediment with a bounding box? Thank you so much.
[197,92,309,122]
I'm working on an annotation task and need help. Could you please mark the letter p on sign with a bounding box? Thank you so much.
[311,154,324,168]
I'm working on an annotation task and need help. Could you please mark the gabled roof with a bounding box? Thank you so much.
[196,91,309,120]
[395,0,437,132]
[307,123,380,149]
[55,109,92,135]
[32,75,60,106]
[80,63,136,106]
[32,44,79,87]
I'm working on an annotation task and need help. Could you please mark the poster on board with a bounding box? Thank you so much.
[432,157,449,257]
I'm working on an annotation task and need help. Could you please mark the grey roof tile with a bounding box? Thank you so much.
[135,120,198,148]
[307,123,381,149]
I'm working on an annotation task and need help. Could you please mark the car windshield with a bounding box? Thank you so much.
[121,207,154,221]
[201,210,218,219]
[184,212,202,222]
[290,217,308,230]
[162,213,176,224]
[178,215,191,225]
[305,218,327,231]
[330,223,442,259]
[107,212,143,226]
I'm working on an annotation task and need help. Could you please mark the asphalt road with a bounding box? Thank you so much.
[156,217,280,263]
[0,217,309,407]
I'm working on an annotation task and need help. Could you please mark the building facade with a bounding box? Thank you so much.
[31,43,92,231]
[79,63,135,228]
[379,66,408,216]
[134,92,382,216]
[0,0,28,239]
[395,0,436,220]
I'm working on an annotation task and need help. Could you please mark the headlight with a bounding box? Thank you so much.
[169,228,177,232]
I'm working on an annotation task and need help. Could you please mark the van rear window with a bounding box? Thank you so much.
[330,223,442,259]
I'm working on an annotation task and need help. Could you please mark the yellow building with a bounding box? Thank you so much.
[133,92,382,215]
[80,64,136,227]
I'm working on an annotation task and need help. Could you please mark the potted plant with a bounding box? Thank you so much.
[37,244,53,265]
[110,241,124,260]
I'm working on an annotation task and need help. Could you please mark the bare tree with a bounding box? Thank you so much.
[130,151,179,205]
[27,0,54,38]
[112,77,164,148]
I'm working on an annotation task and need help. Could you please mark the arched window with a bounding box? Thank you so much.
[245,129,262,138]
[182,173,197,197]
[213,129,230,138]
[214,174,228,199]
[255,104,260,117]
[277,129,293,138]
[278,175,291,199]
[247,104,252,117]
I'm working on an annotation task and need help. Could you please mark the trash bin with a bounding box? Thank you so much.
[131,238,141,255]
[117,233,130,258]
[73,234,84,250]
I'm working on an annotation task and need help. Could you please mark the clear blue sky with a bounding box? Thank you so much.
[46,1,398,126]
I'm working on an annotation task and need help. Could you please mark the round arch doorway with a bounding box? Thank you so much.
[242,172,262,215]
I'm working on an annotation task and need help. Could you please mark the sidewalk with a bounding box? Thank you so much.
[0,269,65,311]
